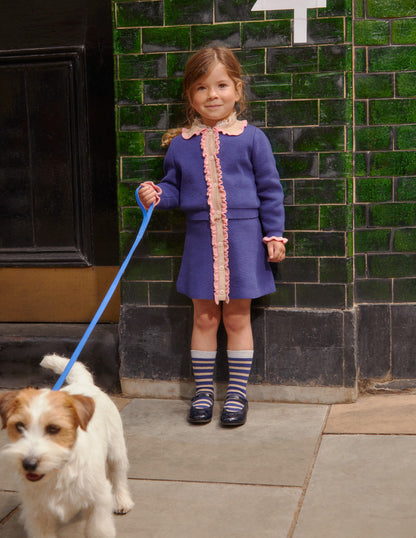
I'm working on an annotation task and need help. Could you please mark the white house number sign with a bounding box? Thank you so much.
[251,0,327,43]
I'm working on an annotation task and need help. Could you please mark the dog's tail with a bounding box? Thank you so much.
[40,354,94,386]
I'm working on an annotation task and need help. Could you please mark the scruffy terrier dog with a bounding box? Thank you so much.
[0,354,134,538]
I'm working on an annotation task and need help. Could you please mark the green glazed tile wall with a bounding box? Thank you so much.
[354,0,416,304]
[112,0,416,310]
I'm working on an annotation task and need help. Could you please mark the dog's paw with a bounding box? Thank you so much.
[114,493,134,515]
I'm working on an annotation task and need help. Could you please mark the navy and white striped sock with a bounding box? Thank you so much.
[191,350,216,409]
[224,350,253,412]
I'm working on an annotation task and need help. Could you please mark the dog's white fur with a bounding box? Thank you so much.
[0,354,134,538]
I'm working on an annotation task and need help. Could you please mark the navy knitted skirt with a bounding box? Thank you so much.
[176,216,276,301]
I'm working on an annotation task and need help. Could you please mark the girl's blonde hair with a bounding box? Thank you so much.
[162,46,246,147]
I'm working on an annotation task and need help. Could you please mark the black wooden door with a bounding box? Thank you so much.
[0,0,118,267]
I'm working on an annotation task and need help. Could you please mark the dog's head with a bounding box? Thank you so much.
[0,388,95,483]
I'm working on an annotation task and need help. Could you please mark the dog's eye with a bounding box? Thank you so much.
[46,425,61,435]
[15,422,25,433]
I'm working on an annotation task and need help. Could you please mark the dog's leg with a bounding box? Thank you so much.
[84,484,116,538]
[108,457,135,514]
[21,506,58,538]
[107,437,134,514]
[85,509,116,538]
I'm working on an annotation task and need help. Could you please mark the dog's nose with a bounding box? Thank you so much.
[22,457,39,472]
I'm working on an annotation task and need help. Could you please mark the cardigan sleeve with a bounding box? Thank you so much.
[251,128,285,238]
[154,138,182,210]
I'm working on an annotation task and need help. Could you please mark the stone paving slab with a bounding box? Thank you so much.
[0,508,22,538]
[0,398,324,537]
[122,399,328,487]
[115,480,301,538]
[1,481,301,538]
[4,396,416,537]
[293,434,416,538]
[325,393,416,434]
[0,491,19,523]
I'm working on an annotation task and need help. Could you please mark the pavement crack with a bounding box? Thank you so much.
[0,504,20,527]
[287,404,331,537]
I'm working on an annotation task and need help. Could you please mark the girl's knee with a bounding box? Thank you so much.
[193,302,221,332]
[222,310,250,334]
[194,312,220,332]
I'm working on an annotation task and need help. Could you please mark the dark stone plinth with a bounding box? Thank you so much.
[356,304,416,384]
[0,323,120,392]
[265,309,356,388]
[119,305,193,380]
[392,305,416,379]
[119,305,357,389]
[357,305,390,379]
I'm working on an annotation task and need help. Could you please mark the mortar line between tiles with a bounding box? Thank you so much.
[287,405,331,538]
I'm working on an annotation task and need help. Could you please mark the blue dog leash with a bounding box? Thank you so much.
[52,187,153,391]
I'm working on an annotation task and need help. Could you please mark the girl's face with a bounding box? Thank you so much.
[189,62,242,127]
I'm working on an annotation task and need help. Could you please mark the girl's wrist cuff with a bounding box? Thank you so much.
[263,236,288,244]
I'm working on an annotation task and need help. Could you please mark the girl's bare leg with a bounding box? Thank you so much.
[191,299,221,350]
[222,299,253,350]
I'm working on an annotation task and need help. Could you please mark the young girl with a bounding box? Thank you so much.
[139,46,286,427]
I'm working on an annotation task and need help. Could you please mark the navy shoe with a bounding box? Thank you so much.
[188,392,214,424]
[220,393,248,427]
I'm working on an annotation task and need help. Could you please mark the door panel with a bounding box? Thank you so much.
[0,50,91,264]
[0,0,119,321]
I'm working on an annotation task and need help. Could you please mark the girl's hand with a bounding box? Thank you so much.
[267,240,286,263]
[139,184,158,209]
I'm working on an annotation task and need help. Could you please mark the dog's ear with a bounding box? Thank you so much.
[0,391,18,429]
[70,395,95,431]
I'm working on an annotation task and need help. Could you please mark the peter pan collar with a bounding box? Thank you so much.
[182,113,247,139]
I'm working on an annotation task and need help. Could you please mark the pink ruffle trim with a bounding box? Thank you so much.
[263,236,288,244]
[201,129,230,304]
[182,116,247,140]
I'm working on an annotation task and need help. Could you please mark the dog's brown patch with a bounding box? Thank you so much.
[0,388,40,441]
[43,391,95,447]
[0,390,18,428]
[0,388,95,449]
